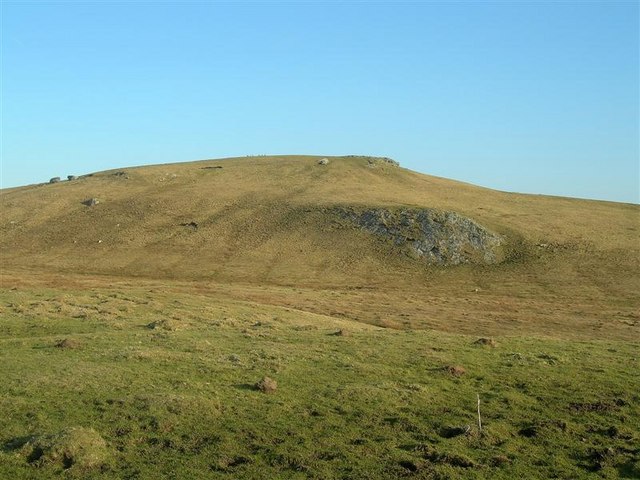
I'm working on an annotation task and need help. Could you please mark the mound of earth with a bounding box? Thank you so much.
[21,427,109,471]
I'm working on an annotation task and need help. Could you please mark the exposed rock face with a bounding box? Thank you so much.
[336,207,504,265]
[367,157,400,167]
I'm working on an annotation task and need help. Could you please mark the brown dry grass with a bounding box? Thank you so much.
[1,155,638,340]
[254,376,278,394]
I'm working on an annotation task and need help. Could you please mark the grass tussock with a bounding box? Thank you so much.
[20,427,109,472]
[254,376,278,394]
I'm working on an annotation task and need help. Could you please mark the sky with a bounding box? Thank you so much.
[1,1,638,203]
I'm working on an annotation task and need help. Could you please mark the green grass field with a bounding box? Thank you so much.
[0,281,638,479]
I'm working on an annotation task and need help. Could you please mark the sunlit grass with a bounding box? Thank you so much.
[1,285,638,479]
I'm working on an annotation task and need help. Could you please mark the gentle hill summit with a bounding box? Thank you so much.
[1,155,638,338]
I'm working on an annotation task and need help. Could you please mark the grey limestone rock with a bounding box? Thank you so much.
[367,157,400,168]
[336,207,504,265]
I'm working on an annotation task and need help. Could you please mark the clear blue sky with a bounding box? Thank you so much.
[2,1,638,203]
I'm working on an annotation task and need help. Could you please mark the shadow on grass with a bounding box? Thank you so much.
[233,383,257,391]
[618,461,640,479]
[2,435,34,453]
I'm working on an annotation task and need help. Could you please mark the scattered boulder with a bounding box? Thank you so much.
[21,427,109,471]
[255,376,277,394]
[67,175,77,181]
[444,365,466,377]
[82,198,99,207]
[202,165,223,170]
[49,177,61,184]
[180,221,198,230]
[318,158,329,165]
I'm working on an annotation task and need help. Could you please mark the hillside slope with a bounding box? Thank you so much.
[1,155,638,338]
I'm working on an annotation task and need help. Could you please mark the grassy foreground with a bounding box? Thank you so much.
[0,282,638,479]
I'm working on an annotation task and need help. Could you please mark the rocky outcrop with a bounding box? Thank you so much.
[336,207,504,265]
[367,157,399,168]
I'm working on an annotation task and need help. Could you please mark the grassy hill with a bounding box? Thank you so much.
[1,155,638,338]
[0,155,638,478]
